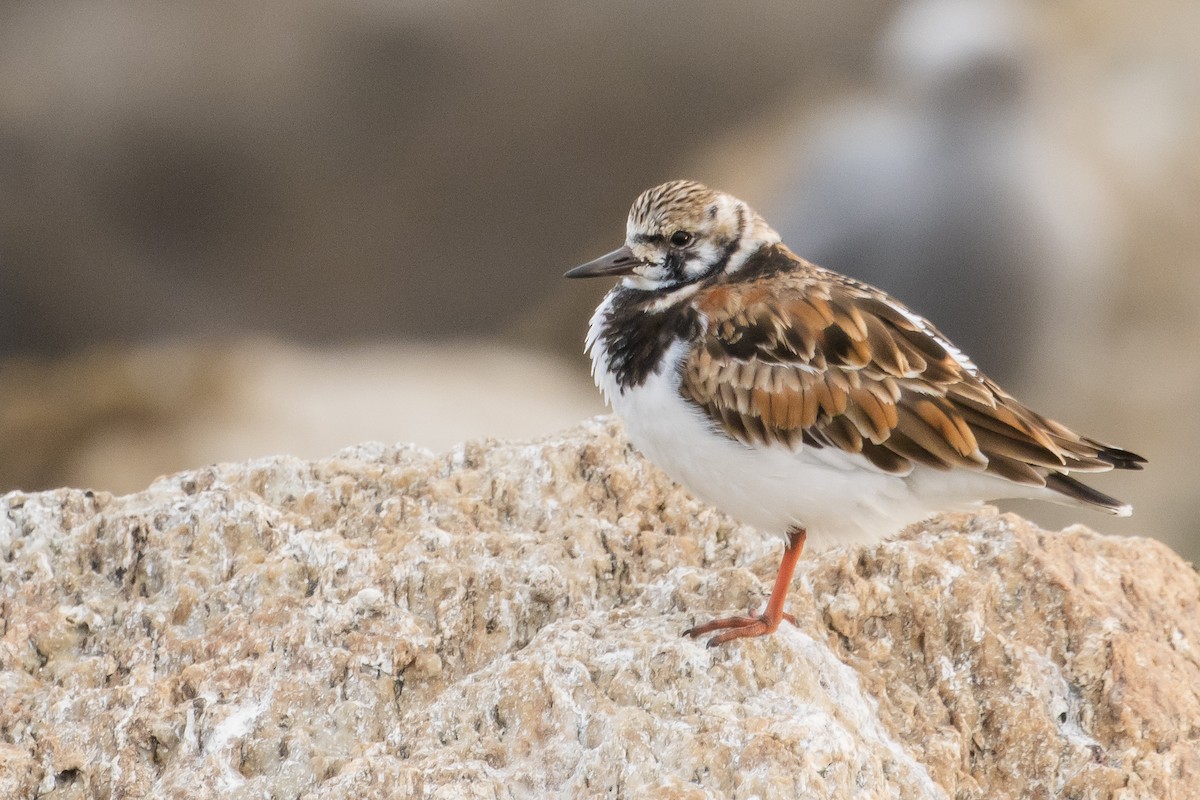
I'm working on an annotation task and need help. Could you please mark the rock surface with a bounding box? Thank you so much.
[1,417,1197,798]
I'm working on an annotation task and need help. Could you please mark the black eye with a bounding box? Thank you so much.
[670,230,694,247]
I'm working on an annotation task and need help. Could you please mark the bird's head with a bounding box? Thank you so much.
[565,180,780,291]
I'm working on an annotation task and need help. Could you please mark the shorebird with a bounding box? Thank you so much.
[567,180,1144,647]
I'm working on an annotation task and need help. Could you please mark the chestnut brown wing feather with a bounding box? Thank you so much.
[680,264,1142,491]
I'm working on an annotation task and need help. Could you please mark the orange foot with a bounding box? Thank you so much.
[683,527,806,649]
[684,608,798,648]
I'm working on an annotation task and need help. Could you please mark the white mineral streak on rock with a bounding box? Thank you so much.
[205,696,269,791]
[0,416,1197,798]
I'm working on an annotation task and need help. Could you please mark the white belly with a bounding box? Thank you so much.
[587,300,1023,550]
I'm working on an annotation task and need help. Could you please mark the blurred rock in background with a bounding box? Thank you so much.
[0,0,1196,557]
[761,0,1121,389]
[0,341,601,495]
[0,0,883,352]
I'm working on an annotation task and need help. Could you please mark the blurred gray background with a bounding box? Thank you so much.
[1,0,1197,559]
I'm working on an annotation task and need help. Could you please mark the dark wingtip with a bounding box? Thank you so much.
[1103,448,1147,470]
[1044,472,1133,516]
[1089,443,1147,471]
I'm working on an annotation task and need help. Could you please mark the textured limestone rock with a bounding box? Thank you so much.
[1,417,1197,798]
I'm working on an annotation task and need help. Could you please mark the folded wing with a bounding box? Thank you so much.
[680,250,1145,512]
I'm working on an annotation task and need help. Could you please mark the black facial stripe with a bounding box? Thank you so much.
[632,233,664,245]
[663,250,685,278]
[707,204,746,275]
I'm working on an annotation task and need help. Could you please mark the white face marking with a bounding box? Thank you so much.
[621,269,669,292]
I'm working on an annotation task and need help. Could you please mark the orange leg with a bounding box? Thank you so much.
[684,527,806,648]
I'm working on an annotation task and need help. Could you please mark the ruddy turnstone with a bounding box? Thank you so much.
[566,179,1145,647]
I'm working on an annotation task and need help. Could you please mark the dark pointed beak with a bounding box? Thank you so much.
[564,245,644,279]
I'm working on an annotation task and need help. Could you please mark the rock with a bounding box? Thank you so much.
[0,417,1196,798]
